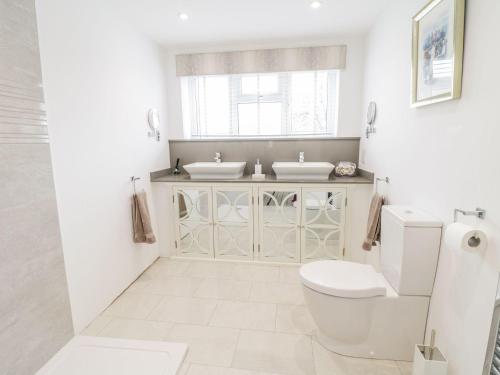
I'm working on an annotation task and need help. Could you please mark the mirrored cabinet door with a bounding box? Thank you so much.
[301,188,346,262]
[213,187,253,260]
[174,187,214,258]
[258,188,301,263]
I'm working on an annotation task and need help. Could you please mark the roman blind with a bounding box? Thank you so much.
[176,45,347,77]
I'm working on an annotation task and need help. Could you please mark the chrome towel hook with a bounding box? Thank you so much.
[453,207,486,223]
[375,176,389,194]
[131,176,141,194]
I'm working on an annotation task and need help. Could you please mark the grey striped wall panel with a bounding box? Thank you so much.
[0,0,74,374]
[0,0,49,143]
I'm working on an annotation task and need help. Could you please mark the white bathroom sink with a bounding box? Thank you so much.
[184,162,246,180]
[272,162,335,180]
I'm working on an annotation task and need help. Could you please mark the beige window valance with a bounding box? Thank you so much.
[176,45,347,76]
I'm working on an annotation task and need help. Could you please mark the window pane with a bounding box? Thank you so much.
[290,72,315,133]
[241,76,257,95]
[241,74,279,95]
[290,71,329,134]
[314,71,329,133]
[237,103,258,135]
[260,102,282,135]
[259,75,279,95]
[237,102,282,135]
[200,76,231,135]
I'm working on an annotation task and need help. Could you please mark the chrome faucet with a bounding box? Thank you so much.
[299,152,305,163]
[214,152,222,163]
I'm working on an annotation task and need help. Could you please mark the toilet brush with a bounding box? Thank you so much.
[413,329,447,375]
[425,330,436,360]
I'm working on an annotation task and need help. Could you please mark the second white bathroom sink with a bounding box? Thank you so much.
[272,162,335,180]
[184,162,246,180]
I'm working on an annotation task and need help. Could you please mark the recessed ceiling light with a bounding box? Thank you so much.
[178,12,189,21]
[310,0,322,9]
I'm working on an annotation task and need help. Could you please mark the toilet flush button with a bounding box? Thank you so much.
[404,210,413,214]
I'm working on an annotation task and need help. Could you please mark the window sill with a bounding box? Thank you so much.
[169,136,360,142]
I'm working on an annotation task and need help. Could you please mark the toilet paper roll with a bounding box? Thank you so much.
[445,222,488,252]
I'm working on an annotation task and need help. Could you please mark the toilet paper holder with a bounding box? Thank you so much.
[453,207,486,222]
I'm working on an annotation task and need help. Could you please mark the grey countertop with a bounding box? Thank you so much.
[150,169,373,184]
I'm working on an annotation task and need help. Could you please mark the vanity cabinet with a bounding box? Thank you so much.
[172,184,347,263]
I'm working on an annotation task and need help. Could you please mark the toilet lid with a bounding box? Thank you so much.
[300,260,387,298]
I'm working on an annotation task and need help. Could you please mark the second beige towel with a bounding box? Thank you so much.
[362,193,384,251]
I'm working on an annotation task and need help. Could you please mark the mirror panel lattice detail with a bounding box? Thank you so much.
[259,189,301,262]
[214,188,253,260]
[301,188,346,261]
[175,187,213,257]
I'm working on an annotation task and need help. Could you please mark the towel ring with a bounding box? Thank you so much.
[375,177,389,194]
[131,176,141,194]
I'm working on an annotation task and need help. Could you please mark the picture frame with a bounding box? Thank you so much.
[411,0,465,107]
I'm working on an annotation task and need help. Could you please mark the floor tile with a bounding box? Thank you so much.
[312,339,401,375]
[97,318,173,340]
[279,265,302,284]
[125,277,151,293]
[81,315,113,335]
[168,324,240,367]
[102,292,163,319]
[141,276,203,296]
[249,282,305,305]
[210,300,276,330]
[275,305,316,335]
[146,258,192,278]
[396,361,413,375]
[148,296,217,325]
[187,364,283,375]
[232,264,280,282]
[194,278,252,300]
[232,330,315,375]
[185,261,236,279]
[178,362,191,375]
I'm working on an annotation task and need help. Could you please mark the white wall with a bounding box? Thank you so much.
[164,36,366,140]
[36,0,170,333]
[360,1,500,374]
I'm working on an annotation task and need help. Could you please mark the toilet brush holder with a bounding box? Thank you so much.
[412,344,448,375]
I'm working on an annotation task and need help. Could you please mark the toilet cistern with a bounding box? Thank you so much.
[299,152,305,163]
[214,152,222,163]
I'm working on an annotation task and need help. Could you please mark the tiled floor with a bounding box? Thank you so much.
[84,258,412,375]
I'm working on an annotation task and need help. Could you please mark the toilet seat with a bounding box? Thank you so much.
[300,260,387,298]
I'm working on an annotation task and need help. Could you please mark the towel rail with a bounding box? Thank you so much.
[131,176,141,194]
[375,177,389,194]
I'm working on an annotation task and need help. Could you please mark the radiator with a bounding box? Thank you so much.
[484,279,500,375]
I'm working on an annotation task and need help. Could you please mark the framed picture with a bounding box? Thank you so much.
[411,0,465,107]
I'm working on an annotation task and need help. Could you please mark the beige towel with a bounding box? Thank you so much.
[362,193,384,251]
[178,192,188,218]
[132,191,156,244]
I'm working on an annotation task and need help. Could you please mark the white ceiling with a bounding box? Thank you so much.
[112,0,391,47]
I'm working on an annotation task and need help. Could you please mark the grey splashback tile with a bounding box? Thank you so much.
[169,138,360,175]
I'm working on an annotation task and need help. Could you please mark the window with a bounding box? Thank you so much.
[181,70,339,138]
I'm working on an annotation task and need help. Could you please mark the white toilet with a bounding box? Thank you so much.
[300,205,442,361]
